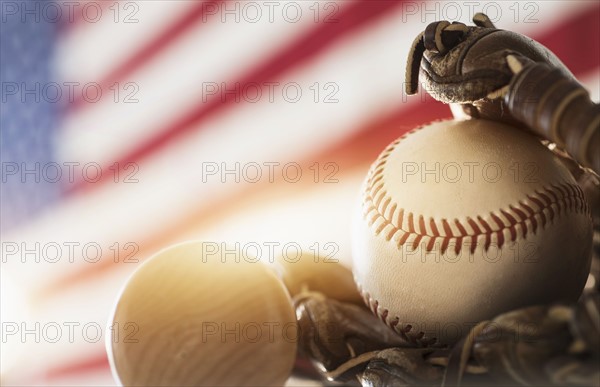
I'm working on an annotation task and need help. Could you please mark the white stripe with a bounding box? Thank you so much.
[56,1,200,83]
[57,0,352,165]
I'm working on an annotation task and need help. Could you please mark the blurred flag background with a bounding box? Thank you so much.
[1,1,599,385]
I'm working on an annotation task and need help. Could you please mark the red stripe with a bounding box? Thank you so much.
[67,0,227,110]
[43,353,109,381]
[65,0,406,194]
[537,3,599,75]
[323,101,452,168]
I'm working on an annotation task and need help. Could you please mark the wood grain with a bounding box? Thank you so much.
[107,241,297,386]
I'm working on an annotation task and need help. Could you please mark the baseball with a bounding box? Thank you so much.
[274,252,364,305]
[107,241,297,386]
[352,119,593,346]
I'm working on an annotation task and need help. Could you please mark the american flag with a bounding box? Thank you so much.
[1,1,598,385]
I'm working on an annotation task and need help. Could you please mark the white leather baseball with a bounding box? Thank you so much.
[352,119,592,346]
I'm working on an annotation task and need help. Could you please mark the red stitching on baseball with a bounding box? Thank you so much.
[408,213,415,233]
[418,215,426,234]
[441,219,453,237]
[362,139,590,255]
[355,281,439,347]
[397,208,404,229]
[509,205,527,221]
[426,237,437,252]
[454,219,468,235]
[430,218,440,236]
